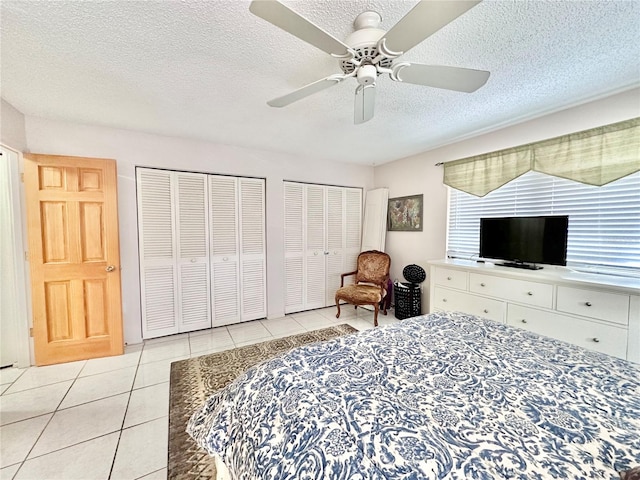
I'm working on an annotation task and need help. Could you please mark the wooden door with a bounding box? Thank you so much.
[24,154,123,366]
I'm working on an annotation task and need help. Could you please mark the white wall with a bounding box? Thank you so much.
[374,87,640,312]
[1,98,27,151]
[25,117,375,345]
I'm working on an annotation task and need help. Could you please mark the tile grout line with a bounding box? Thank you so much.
[107,341,145,480]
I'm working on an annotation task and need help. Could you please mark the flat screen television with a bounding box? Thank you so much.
[479,215,569,270]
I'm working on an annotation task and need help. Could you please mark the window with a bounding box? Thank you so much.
[447,170,640,275]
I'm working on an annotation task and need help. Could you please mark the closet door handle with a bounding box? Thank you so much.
[521,319,527,324]
[592,337,600,343]
[585,302,592,307]
[105,265,116,272]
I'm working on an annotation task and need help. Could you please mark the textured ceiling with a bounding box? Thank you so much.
[1,0,639,165]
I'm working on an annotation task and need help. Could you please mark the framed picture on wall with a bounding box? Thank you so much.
[387,194,423,231]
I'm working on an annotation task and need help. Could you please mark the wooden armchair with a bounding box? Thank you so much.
[335,250,391,327]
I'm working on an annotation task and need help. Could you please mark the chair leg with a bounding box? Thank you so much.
[373,303,379,327]
[335,298,341,319]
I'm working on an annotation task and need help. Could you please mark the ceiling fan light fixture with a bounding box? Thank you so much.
[357,65,377,85]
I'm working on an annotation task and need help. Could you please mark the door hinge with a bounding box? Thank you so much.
[21,173,24,183]
[29,328,33,337]
[25,251,29,261]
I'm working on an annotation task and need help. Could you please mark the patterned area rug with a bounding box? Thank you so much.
[168,324,358,479]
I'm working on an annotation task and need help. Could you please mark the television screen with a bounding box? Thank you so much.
[479,215,569,269]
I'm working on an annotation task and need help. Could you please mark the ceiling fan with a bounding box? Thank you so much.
[249,0,490,125]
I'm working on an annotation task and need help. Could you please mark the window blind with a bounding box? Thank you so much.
[447,170,640,274]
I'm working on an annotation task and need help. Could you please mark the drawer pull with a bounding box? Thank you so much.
[447,276,452,280]
[442,298,447,303]
[480,283,486,287]
[527,291,533,296]
[592,337,600,343]
[521,319,527,324]
[585,302,592,307]
[483,309,489,314]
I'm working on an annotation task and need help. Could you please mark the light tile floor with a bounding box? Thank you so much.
[0,306,398,480]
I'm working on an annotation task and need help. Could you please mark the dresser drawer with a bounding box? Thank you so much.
[469,273,553,309]
[556,286,629,326]
[507,304,628,359]
[433,287,505,323]
[432,267,467,290]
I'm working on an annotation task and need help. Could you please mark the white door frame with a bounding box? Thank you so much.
[1,145,32,367]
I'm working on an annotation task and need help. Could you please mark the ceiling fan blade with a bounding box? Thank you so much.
[382,1,481,56]
[250,0,351,57]
[395,64,490,92]
[267,75,345,107]
[354,84,376,125]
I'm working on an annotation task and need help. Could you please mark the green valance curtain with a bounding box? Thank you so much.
[443,117,640,197]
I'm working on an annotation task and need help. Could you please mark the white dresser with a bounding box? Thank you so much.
[429,259,640,363]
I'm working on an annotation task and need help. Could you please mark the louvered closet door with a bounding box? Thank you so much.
[209,175,241,327]
[284,182,304,313]
[137,169,179,338]
[239,178,266,320]
[325,187,345,305]
[305,184,326,309]
[175,173,211,332]
[344,188,363,284]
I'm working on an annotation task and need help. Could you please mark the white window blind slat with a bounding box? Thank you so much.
[448,171,640,273]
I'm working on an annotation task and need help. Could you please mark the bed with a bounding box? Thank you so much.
[187,312,640,479]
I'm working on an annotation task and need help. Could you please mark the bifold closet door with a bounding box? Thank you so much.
[138,169,179,338]
[284,182,304,313]
[239,178,267,321]
[209,176,266,327]
[284,182,362,314]
[175,173,211,333]
[138,169,211,338]
[305,184,327,310]
[326,187,362,305]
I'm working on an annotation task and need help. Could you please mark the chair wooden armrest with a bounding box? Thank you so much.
[339,271,357,287]
[376,275,390,294]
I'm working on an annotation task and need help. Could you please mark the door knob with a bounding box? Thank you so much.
[105,265,116,272]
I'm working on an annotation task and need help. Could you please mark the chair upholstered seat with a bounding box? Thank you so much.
[335,250,391,327]
[335,284,385,304]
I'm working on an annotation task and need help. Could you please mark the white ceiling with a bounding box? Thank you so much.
[1,0,639,166]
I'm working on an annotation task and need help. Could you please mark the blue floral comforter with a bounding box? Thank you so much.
[187,312,640,479]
